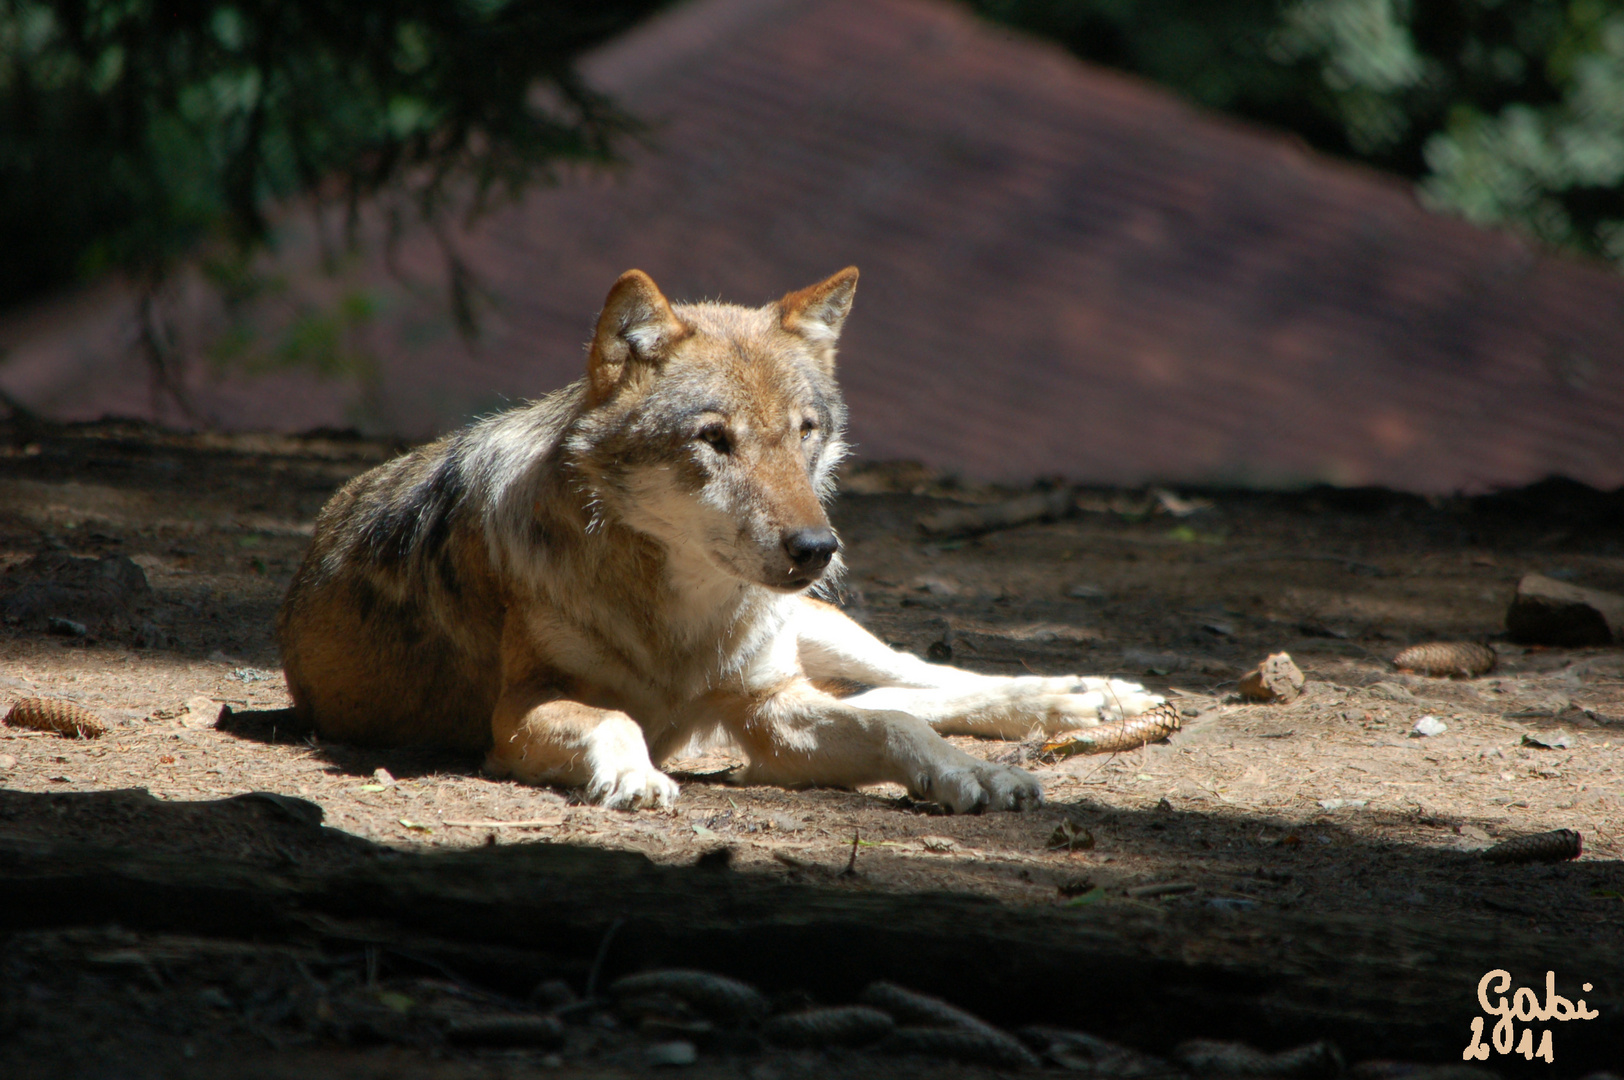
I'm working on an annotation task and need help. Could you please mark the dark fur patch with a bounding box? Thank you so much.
[364,452,466,567]
[347,576,425,647]
[349,577,379,622]
[435,547,461,598]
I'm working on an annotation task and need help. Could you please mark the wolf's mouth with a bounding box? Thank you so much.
[771,570,821,593]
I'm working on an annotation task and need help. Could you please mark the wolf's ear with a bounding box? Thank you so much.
[779,267,858,357]
[587,270,689,404]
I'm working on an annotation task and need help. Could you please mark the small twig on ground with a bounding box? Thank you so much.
[843,828,860,877]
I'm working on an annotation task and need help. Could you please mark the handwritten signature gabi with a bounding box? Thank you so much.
[1463,970,1599,1063]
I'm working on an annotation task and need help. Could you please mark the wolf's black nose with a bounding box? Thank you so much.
[783,527,839,573]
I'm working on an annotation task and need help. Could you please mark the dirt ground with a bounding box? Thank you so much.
[1,419,1622,1078]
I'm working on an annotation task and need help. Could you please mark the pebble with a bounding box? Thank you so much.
[226,667,281,683]
[444,1015,565,1048]
[181,696,222,729]
[1521,731,1570,749]
[1366,682,1415,702]
[645,1040,698,1067]
[1238,653,1305,703]
[1410,716,1447,737]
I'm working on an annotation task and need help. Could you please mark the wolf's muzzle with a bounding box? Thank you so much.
[782,527,839,576]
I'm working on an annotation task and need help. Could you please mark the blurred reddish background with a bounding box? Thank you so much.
[4,0,1621,493]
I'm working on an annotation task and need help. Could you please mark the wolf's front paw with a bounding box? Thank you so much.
[1038,678,1165,728]
[1090,678,1165,721]
[912,754,1042,814]
[589,765,680,810]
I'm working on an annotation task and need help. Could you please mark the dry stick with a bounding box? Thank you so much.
[1075,751,1124,783]
[1075,679,1135,781]
[1027,677,1133,779]
[843,828,860,877]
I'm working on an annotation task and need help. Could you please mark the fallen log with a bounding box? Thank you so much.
[0,826,1618,1070]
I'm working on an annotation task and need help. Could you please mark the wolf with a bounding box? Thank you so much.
[277,268,1164,813]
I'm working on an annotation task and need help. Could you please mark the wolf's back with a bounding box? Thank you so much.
[276,391,580,750]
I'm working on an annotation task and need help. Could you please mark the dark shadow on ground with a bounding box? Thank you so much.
[0,786,1617,1077]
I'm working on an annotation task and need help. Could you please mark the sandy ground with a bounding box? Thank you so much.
[1,422,1622,1077]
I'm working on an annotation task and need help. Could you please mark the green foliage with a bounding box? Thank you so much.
[0,0,665,309]
[1421,4,1624,263]
[970,0,1624,268]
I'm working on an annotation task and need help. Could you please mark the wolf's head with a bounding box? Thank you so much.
[566,268,857,594]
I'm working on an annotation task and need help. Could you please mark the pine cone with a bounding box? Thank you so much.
[1481,829,1582,865]
[1040,701,1183,758]
[4,697,106,738]
[1393,642,1496,678]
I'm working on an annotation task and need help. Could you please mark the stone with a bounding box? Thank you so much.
[645,1041,698,1067]
[1410,716,1448,737]
[1366,681,1415,702]
[0,552,152,641]
[1506,573,1624,646]
[181,696,223,728]
[1237,653,1305,703]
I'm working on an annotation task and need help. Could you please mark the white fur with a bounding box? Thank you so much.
[583,717,680,810]
[792,600,1163,734]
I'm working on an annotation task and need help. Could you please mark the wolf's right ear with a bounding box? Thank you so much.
[587,270,689,405]
[779,266,859,350]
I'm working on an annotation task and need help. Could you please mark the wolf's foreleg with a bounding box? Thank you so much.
[485,690,677,810]
[837,679,1163,738]
[794,599,1163,734]
[726,684,1042,813]
[796,599,984,689]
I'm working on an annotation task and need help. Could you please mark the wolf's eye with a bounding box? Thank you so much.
[800,418,817,442]
[698,425,731,455]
